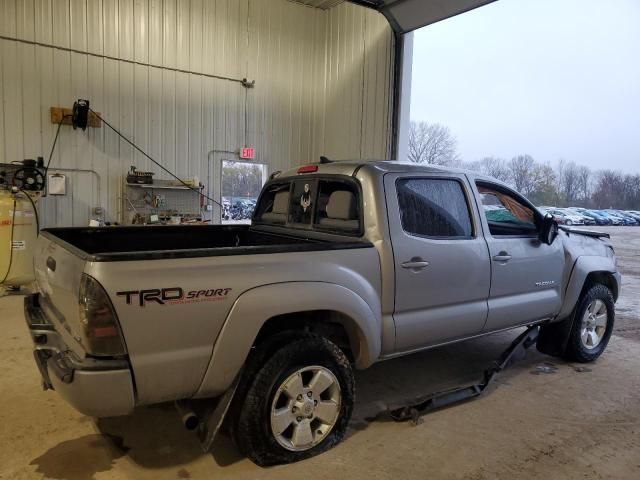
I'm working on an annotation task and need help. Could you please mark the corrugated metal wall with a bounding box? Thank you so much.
[0,0,394,227]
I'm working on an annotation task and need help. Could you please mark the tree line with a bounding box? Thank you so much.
[408,120,640,209]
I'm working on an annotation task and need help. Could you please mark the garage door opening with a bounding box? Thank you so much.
[221,161,268,224]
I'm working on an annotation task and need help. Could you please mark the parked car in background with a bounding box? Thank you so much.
[596,211,623,225]
[537,207,640,226]
[625,211,640,223]
[538,207,567,224]
[575,209,612,226]
[605,210,638,226]
[545,208,585,226]
[616,211,640,225]
[562,208,596,226]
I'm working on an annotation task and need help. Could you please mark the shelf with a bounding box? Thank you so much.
[125,183,198,191]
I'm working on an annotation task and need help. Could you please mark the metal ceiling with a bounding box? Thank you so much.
[287,0,345,9]
[290,0,498,34]
[371,0,498,34]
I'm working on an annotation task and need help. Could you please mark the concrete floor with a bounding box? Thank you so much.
[1,227,639,480]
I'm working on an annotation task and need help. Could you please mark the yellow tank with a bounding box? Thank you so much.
[0,190,38,287]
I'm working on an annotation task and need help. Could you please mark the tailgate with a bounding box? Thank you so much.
[34,232,88,357]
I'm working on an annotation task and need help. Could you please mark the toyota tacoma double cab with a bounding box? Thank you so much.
[24,160,620,465]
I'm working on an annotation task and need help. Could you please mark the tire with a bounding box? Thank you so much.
[563,284,615,363]
[565,219,573,226]
[230,333,355,466]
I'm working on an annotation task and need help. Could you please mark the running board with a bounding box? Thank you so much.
[387,326,540,422]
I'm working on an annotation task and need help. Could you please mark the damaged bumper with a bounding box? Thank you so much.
[24,293,135,417]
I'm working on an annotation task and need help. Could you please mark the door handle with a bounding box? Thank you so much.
[46,256,56,272]
[492,252,512,262]
[401,258,430,271]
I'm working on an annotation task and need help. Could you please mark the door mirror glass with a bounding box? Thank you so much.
[540,213,559,245]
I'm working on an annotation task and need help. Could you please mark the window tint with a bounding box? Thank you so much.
[397,179,473,238]
[476,183,537,236]
[253,182,290,224]
[314,180,361,234]
[254,176,362,235]
[288,180,317,225]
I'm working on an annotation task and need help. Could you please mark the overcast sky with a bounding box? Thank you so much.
[410,0,640,173]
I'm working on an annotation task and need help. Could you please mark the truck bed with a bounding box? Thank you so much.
[41,225,372,262]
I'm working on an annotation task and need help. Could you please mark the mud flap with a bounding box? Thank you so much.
[536,315,573,357]
[387,326,540,422]
[196,374,241,452]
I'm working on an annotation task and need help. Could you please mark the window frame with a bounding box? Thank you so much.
[475,180,542,239]
[252,174,365,238]
[395,176,476,241]
[313,177,364,236]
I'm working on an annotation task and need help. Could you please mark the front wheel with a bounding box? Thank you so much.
[231,333,355,466]
[564,284,615,362]
[565,219,573,226]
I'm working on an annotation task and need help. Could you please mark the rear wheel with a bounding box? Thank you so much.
[231,333,355,466]
[564,284,615,362]
[565,219,573,226]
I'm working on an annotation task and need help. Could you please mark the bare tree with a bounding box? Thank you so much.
[408,121,459,166]
[464,153,637,208]
[620,173,640,209]
[477,156,511,182]
[577,165,591,203]
[528,162,559,206]
[508,154,536,195]
[557,160,581,205]
[592,170,624,208]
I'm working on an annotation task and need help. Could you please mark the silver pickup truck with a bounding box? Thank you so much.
[24,161,620,465]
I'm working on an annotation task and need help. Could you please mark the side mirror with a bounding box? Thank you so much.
[539,214,559,245]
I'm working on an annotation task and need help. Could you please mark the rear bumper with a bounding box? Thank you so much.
[24,294,135,417]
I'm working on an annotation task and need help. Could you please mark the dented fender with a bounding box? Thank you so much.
[557,255,620,320]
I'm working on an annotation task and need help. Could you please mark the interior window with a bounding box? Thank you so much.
[477,183,538,236]
[397,178,473,238]
[253,183,290,224]
[288,180,317,225]
[314,180,361,234]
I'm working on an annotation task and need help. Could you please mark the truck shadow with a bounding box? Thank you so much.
[349,329,546,428]
[29,434,129,480]
[92,329,548,470]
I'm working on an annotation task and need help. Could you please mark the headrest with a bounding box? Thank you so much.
[272,191,289,214]
[326,191,357,220]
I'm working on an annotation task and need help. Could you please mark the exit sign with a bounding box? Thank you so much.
[240,147,255,159]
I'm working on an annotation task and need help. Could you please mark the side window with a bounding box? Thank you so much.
[288,180,317,225]
[254,183,290,224]
[314,180,361,234]
[397,178,473,238]
[476,183,538,236]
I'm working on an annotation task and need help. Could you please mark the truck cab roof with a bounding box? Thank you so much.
[276,160,488,181]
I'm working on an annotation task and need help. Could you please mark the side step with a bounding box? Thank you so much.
[387,326,540,422]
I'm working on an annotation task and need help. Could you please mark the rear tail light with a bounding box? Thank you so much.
[78,274,127,356]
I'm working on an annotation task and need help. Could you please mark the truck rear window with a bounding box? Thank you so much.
[254,177,362,235]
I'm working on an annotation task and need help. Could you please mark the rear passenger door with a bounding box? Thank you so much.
[474,181,564,331]
[385,174,491,352]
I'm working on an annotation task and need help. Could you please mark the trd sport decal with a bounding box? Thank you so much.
[116,287,232,307]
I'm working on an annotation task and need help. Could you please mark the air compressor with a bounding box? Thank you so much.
[0,159,44,289]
